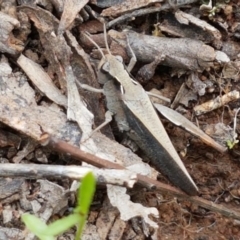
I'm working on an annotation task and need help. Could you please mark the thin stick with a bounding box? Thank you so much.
[83,32,105,59]
[0,164,136,187]
[103,23,111,55]
[107,6,166,29]
[106,2,199,29]
[47,137,240,221]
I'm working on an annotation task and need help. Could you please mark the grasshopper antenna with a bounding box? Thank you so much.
[103,23,111,55]
[83,31,105,59]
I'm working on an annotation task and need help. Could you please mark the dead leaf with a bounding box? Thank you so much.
[107,185,159,230]
[17,54,68,107]
[58,0,89,34]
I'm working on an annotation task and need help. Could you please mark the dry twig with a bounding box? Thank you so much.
[0,163,136,187]
[47,137,240,221]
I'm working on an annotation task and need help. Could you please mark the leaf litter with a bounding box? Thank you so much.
[0,0,240,239]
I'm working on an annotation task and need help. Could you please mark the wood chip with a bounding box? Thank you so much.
[194,90,240,116]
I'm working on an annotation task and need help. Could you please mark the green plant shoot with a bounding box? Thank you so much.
[21,172,96,240]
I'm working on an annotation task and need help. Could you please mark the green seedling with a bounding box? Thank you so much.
[226,139,239,149]
[22,172,96,240]
[200,0,230,19]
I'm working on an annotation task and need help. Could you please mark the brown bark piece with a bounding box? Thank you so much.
[109,30,216,70]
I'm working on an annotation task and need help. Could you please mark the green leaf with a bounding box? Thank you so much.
[76,172,96,215]
[21,214,48,234]
[21,214,54,240]
[74,172,96,239]
[21,172,96,240]
[44,214,81,235]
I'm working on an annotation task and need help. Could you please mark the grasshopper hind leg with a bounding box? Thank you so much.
[124,105,198,196]
[90,111,114,136]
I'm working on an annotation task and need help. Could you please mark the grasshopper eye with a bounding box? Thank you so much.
[102,62,110,72]
[115,55,123,63]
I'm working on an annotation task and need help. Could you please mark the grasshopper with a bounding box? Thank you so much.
[84,28,198,195]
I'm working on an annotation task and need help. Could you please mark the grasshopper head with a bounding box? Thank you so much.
[101,54,125,80]
[102,55,123,71]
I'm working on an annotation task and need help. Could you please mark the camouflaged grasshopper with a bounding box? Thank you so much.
[84,27,199,196]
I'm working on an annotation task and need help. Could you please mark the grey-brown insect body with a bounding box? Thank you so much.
[103,54,198,195]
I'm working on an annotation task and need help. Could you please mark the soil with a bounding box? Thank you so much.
[0,0,240,239]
